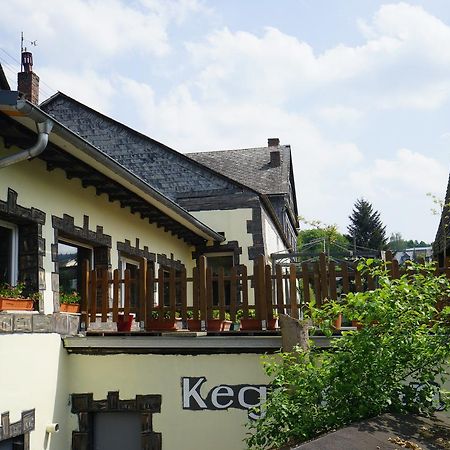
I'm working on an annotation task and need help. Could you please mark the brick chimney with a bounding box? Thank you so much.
[17,51,39,104]
[268,138,280,147]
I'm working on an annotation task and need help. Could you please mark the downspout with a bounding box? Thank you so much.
[0,98,53,169]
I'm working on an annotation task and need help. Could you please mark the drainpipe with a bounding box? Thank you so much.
[0,98,53,169]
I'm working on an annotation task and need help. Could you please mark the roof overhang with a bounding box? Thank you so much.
[0,92,225,246]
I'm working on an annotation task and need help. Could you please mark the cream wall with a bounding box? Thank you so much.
[0,334,70,450]
[262,209,289,258]
[0,150,196,313]
[191,209,254,267]
[67,352,269,450]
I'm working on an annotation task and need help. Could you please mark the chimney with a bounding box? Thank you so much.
[270,150,281,167]
[17,51,39,104]
[268,138,280,147]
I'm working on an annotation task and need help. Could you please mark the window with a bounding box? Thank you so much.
[0,435,25,450]
[58,239,92,295]
[93,413,141,450]
[0,220,18,286]
[206,253,234,305]
[119,255,140,309]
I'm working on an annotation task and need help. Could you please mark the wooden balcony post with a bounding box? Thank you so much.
[81,259,90,330]
[138,257,147,327]
[198,256,207,329]
[289,263,298,318]
[254,255,266,323]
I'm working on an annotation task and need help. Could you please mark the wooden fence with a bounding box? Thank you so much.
[79,252,447,332]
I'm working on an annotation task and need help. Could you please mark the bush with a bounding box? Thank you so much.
[246,260,450,449]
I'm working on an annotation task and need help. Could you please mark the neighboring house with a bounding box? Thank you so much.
[433,174,450,266]
[393,247,433,265]
[40,93,298,273]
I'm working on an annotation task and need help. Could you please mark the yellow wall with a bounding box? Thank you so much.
[0,334,70,450]
[0,146,196,313]
[67,352,269,450]
[0,334,269,450]
[191,209,254,267]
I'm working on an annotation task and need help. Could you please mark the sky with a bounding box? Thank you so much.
[0,0,449,243]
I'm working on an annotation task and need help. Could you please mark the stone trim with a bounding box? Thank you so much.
[192,240,242,267]
[71,391,161,450]
[0,313,80,336]
[0,189,45,309]
[247,207,264,260]
[52,214,111,250]
[157,254,184,271]
[0,409,35,449]
[117,239,156,262]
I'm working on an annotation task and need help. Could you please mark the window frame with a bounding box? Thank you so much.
[0,219,19,286]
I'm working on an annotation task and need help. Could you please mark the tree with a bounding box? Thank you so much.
[347,199,387,253]
[298,227,349,260]
[388,232,429,251]
[246,260,450,449]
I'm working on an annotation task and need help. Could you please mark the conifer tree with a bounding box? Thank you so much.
[347,198,387,252]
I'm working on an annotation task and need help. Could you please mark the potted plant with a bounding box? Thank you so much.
[0,283,36,311]
[147,310,182,331]
[188,310,232,331]
[237,309,279,331]
[60,291,81,313]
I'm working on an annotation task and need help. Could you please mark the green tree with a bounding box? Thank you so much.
[298,227,349,260]
[347,198,387,253]
[246,260,450,449]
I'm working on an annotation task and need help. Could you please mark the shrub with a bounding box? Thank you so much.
[246,260,450,449]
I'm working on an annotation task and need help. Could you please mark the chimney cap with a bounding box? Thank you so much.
[268,138,280,147]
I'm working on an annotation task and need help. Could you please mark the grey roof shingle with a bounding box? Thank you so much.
[187,145,292,196]
[40,93,247,201]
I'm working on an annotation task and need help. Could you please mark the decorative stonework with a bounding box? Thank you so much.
[0,409,35,449]
[157,253,184,271]
[117,238,156,262]
[71,391,162,450]
[0,189,45,308]
[192,240,242,265]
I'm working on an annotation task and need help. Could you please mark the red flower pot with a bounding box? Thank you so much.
[117,314,134,332]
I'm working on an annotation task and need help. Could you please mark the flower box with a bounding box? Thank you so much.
[187,319,232,332]
[239,318,278,331]
[147,317,182,331]
[117,314,135,332]
[60,303,80,313]
[0,297,34,311]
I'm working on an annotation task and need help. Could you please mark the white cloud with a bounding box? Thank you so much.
[1,0,205,68]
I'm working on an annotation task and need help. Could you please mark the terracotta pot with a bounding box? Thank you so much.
[333,314,342,330]
[240,318,279,331]
[352,320,363,330]
[117,314,134,332]
[60,303,80,313]
[187,319,232,331]
[0,297,34,311]
[147,318,182,331]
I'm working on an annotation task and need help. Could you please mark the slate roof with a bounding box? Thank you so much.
[292,413,450,450]
[0,64,10,90]
[40,92,248,202]
[187,145,292,196]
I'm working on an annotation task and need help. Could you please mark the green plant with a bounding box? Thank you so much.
[246,259,450,449]
[60,291,81,304]
[211,310,231,320]
[150,309,179,319]
[0,282,25,298]
[236,309,256,320]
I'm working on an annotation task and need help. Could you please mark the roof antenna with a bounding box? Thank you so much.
[20,32,37,72]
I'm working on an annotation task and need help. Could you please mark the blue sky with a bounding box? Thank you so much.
[1,0,449,243]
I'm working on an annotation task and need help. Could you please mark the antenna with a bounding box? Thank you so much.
[20,32,37,72]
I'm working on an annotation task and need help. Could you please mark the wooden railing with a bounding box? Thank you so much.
[79,252,447,332]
